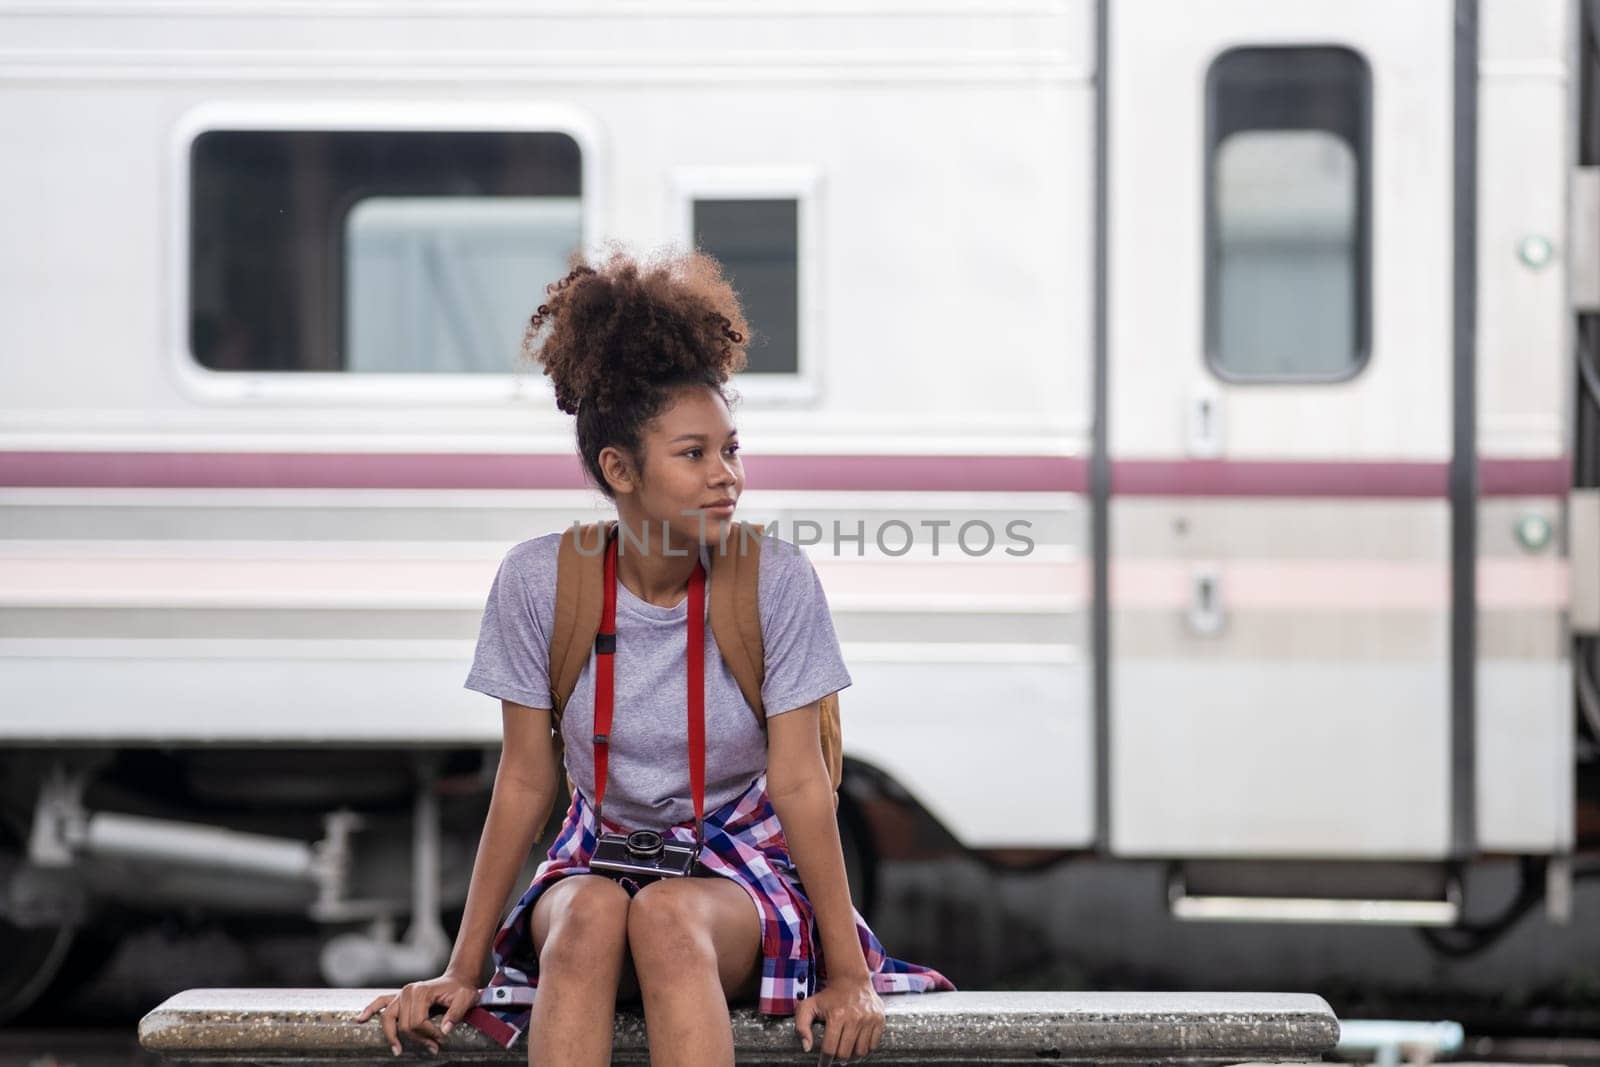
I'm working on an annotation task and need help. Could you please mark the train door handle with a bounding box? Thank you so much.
[1188,385,1223,457]
[1188,565,1225,636]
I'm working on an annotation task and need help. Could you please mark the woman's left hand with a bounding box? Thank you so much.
[793,974,885,1063]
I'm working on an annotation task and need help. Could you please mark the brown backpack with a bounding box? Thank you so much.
[546,519,844,806]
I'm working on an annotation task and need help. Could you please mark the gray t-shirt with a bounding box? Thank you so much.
[464,529,853,830]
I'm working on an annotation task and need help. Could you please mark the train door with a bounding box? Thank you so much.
[1104,1,1460,859]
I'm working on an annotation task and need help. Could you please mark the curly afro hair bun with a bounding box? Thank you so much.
[521,244,751,499]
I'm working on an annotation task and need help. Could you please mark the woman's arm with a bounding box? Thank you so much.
[766,700,884,1061]
[766,701,867,981]
[446,699,562,982]
[357,699,560,1053]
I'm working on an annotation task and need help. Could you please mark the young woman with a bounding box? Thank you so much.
[355,247,953,1067]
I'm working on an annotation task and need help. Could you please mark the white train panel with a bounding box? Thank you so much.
[1108,0,1454,461]
[1476,0,1571,458]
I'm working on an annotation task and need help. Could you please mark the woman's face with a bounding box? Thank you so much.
[609,385,744,548]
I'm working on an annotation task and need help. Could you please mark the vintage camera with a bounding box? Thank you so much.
[590,828,700,882]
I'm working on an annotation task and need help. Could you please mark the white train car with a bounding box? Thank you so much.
[1,0,1594,1019]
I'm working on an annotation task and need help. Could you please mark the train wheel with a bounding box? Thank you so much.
[0,921,80,1024]
[0,813,79,1024]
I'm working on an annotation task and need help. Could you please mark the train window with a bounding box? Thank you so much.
[189,129,581,374]
[1205,46,1371,382]
[691,198,800,375]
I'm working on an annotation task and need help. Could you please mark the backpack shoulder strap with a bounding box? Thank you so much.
[708,525,845,797]
[548,519,613,732]
[707,521,767,729]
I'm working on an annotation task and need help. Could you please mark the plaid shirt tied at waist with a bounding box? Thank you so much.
[462,772,955,1049]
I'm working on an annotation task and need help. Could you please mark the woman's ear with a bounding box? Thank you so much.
[598,445,639,496]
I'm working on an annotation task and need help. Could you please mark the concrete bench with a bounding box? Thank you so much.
[138,988,1340,1065]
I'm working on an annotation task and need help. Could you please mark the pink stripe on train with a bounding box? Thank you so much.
[0,451,1572,496]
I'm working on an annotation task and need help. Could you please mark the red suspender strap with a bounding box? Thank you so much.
[591,529,708,839]
[687,556,707,831]
[592,528,620,825]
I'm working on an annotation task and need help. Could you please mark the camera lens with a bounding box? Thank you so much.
[625,829,664,860]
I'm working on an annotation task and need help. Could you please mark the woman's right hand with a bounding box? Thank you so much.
[353,972,479,1056]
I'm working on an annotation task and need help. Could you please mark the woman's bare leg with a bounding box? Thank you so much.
[626,876,763,1067]
[526,875,637,1067]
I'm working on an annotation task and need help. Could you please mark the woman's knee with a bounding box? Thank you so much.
[625,880,716,974]
[538,877,632,976]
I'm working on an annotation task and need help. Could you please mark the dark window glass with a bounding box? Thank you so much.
[189,130,581,373]
[692,198,799,375]
[1205,47,1371,381]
